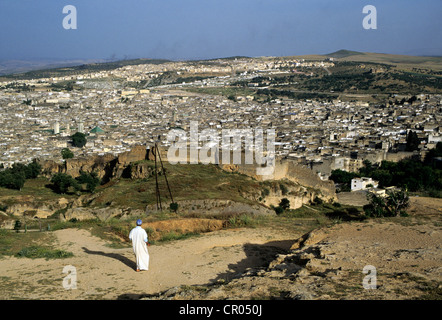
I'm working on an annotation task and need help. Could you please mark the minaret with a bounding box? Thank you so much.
[65,122,71,136]
[53,121,60,134]
[78,121,84,133]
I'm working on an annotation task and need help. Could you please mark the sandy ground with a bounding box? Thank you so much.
[0,196,440,300]
[0,226,296,300]
[149,198,442,300]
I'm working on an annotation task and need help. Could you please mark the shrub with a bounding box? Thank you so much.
[50,173,79,194]
[363,189,410,217]
[261,188,270,198]
[15,246,73,259]
[76,171,100,193]
[61,148,74,159]
[169,202,179,213]
[279,198,290,210]
[71,132,87,148]
[228,214,255,227]
[313,196,323,205]
[279,183,289,195]
[0,159,41,190]
[0,170,25,190]
[14,220,22,233]
[273,206,284,215]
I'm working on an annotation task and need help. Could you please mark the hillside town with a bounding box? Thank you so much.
[0,57,441,188]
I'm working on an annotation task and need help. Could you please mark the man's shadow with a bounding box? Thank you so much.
[82,247,136,270]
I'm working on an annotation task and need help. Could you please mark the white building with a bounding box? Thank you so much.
[351,177,379,191]
[53,121,60,134]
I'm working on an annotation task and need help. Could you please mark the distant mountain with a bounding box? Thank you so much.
[0,58,172,80]
[2,50,442,79]
[326,50,364,58]
[0,59,108,76]
[324,50,442,70]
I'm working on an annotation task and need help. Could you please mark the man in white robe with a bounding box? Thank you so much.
[129,219,150,272]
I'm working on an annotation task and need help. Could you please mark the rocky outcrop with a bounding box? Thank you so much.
[0,212,15,229]
[145,199,275,217]
[5,198,71,219]
[61,206,144,222]
[64,153,117,179]
[117,145,149,165]
[38,145,155,182]
[128,162,162,180]
[39,159,62,176]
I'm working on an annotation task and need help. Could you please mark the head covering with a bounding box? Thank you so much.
[136,219,142,226]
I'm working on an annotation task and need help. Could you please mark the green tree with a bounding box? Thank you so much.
[424,142,442,167]
[14,220,22,233]
[279,198,290,210]
[385,189,410,217]
[370,169,392,188]
[359,160,373,176]
[24,159,41,179]
[76,171,100,193]
[50,173,79,194]
[61,148,74,159]
[169,202,179,213]
[0,170,25,190]
[0,160,40,190]
[363,193,387,218]
[273,206,284,215]
[329,169,360,191]
[279,183,289,195]
[71,132,87,148]
[405,130,420,151]
[363,189,409,217]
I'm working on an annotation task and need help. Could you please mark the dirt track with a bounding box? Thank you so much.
[0,196,440,300]
[0,226,296,299]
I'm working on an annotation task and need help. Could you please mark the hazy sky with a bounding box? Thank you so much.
[0,0,441,61]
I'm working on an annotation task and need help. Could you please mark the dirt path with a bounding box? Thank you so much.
[0,226,297,300]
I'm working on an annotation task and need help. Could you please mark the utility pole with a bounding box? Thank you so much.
[153,144,162,211]
[152,142,175,211]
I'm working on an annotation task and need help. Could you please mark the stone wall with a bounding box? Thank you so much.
[222,158,336,202]
[38,145,153,181]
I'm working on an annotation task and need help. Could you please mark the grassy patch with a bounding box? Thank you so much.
[0,177,75,201]
[0,229,73,259]
[159,231,200,242]
[227,214,256,228]
[282,203,365,222]
[15,246,73,259]
[91,163,258,210]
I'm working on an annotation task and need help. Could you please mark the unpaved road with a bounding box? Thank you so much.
[0,226,297,300]
[1,196,440,300]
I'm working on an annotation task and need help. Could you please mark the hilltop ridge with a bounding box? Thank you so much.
[2,49,442,79]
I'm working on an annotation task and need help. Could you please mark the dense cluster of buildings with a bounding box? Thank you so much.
[0,57,440,187]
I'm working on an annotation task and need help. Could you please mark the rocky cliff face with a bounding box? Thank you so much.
[38,145,153,181]
[146,199,275,217]
[61,206,144,222]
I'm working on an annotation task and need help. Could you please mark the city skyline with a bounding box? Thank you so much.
[0,0,441,62]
